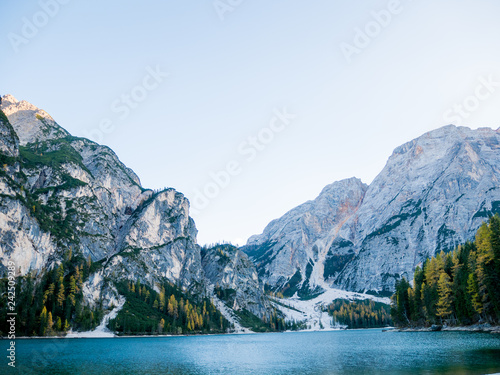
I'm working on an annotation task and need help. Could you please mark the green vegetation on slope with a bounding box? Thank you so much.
[391,215,500,327]
[0,134,91,245]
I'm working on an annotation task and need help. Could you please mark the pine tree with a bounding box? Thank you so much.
[40,307,48,336]
[411,265,424,323]
[66,247,72,262]
[489,215,500,318]
[43,283,55,305]
[391,278,411,326]
[159,286,166,311]
[436,273,453,322]
[443,252,454,277]
[56,264,64,280]
[168,295,178,318]
[67,293,76,307]
[451,244,474,324]
[47,312,54,335]
[422,257,440,323]
[158,318,165,334]
[180,298,185,317]
[57,277,65,308]
[468,273,483,316]
[69,275,76,294]
[76,265,83,290]
[475,222,498,319]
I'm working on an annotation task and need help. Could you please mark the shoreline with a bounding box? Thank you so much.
[2,327,359,340]
[385,324,500,334]
[2,331,253,340]
[5,325,500,339]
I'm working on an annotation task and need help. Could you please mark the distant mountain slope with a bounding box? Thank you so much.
[243,125,500,295]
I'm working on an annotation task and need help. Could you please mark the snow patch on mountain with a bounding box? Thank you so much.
[66,296,125,338]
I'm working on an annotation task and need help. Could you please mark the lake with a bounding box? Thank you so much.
[6,329,500,375]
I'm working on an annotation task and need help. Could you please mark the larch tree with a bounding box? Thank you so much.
[40,306,48,336]
[57,276,65,308]
[436,273,453,322]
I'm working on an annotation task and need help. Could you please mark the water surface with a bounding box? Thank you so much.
[6,329,500,375]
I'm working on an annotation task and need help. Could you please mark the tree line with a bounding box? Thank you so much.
[0,249,233,336]
[391,215,500,327]
[327,299,392,328]
[108,280,231,335]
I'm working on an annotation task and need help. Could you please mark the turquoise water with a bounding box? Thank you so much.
[5,330,500,375]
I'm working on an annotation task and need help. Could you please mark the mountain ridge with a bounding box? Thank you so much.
[243,124,500,295]
[0,94,271,330]
[2,93,499,334]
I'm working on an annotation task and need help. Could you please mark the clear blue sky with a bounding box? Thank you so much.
[2,1,500,246]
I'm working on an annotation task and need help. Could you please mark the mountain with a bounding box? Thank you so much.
[243,125,500,295]
[243,178,367,298]
[201,244,269,318]
[4,93,498,333]
[0,94,270,329]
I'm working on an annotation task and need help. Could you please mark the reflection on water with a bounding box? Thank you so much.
[8,329,500,375]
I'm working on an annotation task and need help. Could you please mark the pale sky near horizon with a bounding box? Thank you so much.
[2,1,500,246]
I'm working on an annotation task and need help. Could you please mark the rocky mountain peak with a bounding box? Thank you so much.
[1,94,19,105]
[0,94,69,145]
[332,125,500,292]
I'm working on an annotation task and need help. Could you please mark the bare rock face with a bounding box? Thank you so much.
[244,126,500,295]
[105,189,204,289]
[201,244,270,317]
[242,178,367,297]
